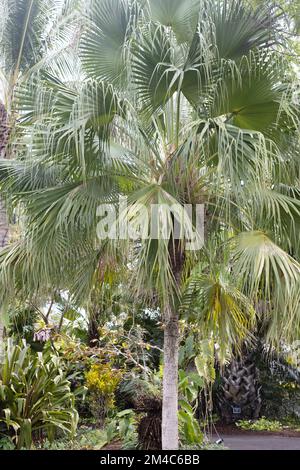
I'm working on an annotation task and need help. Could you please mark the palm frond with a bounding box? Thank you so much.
[181,269,256,351]
[231,231,300,344]
[208,0,283,60]
[131,23,179,115]
[145,0,200,44]
[210,51,285,133]
[0,0,57,74]
[80,0,137,86]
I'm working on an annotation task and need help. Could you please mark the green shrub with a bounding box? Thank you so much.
[0,339,78,449]
[42,427,108,450]
[43,411,137,450]
[178,399,203,446]
[178,370,204,446]
[236,417,283,432]
[0,436,15,450]
[181,442,228,450]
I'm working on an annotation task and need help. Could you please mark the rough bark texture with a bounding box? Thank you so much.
[0,101,9,156]
[136,396,162,450]
[162,305,179,450]
[88,313,100,346]
[218,355,262,423]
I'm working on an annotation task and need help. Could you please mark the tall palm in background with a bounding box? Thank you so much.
[0,0,300,449]
[0,102,9,247]
[0,0,83,346]
[0,0,51,345]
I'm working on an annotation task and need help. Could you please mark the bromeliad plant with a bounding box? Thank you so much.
[0,0,300,449]
[0,339,78,449]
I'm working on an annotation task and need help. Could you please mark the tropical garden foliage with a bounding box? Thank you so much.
[0,0,299,450]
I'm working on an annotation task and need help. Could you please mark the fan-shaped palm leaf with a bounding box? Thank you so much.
[182,269,256,350]
[80,0,137,86]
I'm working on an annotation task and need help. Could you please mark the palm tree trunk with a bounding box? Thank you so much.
[162,304,179,450]
[0,100,10,355]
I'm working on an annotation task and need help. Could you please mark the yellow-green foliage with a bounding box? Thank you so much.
[85,363,122,410]
[236,417,283,432]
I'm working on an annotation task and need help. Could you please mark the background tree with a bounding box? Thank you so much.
[0,0,83,347]
[0,0,50,347]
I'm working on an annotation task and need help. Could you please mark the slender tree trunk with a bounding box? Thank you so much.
[0,317,4,359]
[0,101,9,249]
[0,101,10,356]
[161,237,184,450]
[0,198,9,247]
[162,304,179,449]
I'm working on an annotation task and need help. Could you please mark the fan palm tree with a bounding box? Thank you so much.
[0,0,84,348]
[0,97,9,348]
[0,0,300,449]
[0,0,51,346]
[0,102,9,247]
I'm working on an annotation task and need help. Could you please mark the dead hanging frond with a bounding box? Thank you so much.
[181,265,256,355]
[231,231,300,346]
